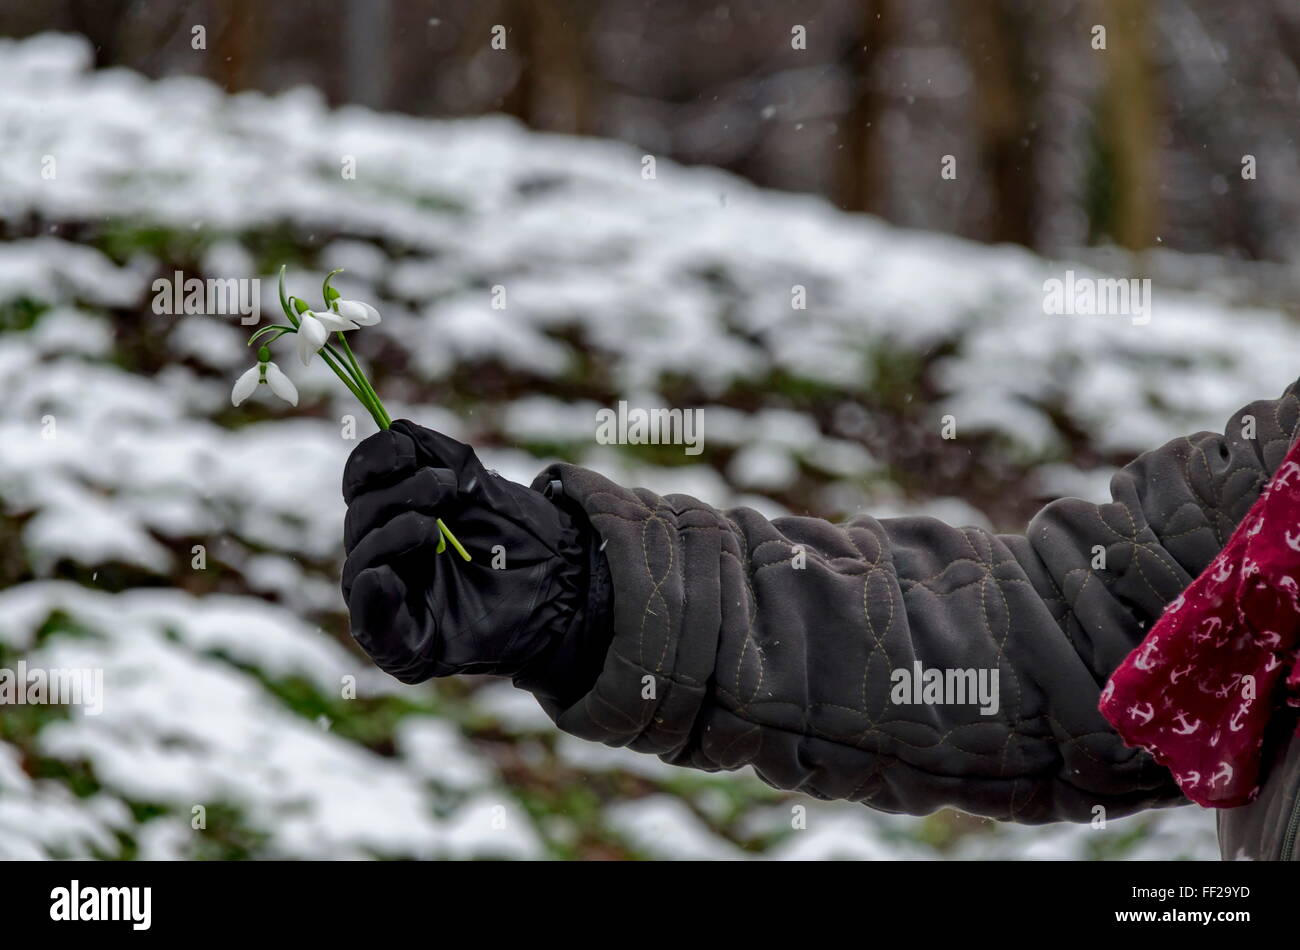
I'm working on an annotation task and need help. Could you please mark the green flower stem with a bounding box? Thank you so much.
[321,344,379,421]
[436,518,471,561]
[283,306,379,413]
[274,265,469,562]
[247,324,296,345]
[322,344,470,563]
[333,333,390,428]
[317,349,372,416]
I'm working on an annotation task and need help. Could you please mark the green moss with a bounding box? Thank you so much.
[512,778,636,860]
[33,608,109,646]
[1084,816,1157,861]
[221,667,444,753]
[92,219,319,275]
[95,220,211,266]
[314,163,465,216]
[517,440,583,463]
[185,802,273,861]
[0,296,49,333]
[612,439,706,469]
[238,222,319,276]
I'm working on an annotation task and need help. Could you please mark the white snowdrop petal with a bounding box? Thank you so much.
[336,298,380,326]
[297,315,328,365]
[263,361,298,407]
[312,309,358,333]
[230,365,260,406]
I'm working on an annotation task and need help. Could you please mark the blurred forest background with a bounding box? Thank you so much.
[1,1,1299,861]
[6,0,1300,264]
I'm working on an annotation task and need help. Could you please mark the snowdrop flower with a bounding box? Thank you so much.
[248,265,470,562]
[294,312,330,366]
[296,309,358,362]
[290,294,364,365]
[232,348,298,407]
[261,361,299,405]
[333,298,381,327]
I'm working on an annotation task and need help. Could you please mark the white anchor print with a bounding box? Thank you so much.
[1196,674,1221,694]
[1171,712,1201,735]
[1211,559,1234,583]
[1133,636,1161,671]
[1194,617,1222,642]
[1214,674,1243,699]
[1272,460,1300,491]
[1099,438,1300,808]
[1127,702,1154,726]
[1229,703,1251,732]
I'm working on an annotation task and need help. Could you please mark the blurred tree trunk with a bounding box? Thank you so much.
[836,0,894,215]
[346,0,392,109]
[64,0,192,77]
[215,0,257,93]
[529,0,592,134]
[962,0,1035,246]
[499,0,591,134]
[1096,0,1157,249]
[65,0,134,68]
[498,0,535,120]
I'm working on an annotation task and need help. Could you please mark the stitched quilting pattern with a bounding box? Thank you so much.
[541,385,1300,822]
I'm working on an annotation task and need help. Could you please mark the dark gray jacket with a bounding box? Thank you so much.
[530,379,1300,858]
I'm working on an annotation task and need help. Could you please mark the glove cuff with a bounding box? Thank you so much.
[512,482,615,713]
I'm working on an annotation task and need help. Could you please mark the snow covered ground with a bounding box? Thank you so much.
[2,32,1288,859]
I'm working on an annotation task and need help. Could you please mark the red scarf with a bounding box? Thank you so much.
[1099,441,1300,807]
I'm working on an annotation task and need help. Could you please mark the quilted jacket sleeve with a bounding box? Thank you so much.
[526,380,1300,823]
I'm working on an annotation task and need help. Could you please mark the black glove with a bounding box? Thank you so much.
[340,420,611,706]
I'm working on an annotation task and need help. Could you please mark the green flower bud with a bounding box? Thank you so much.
[322,268,344,308]
[258,345,271,363]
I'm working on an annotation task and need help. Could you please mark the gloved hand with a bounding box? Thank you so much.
[340,420,610,702]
